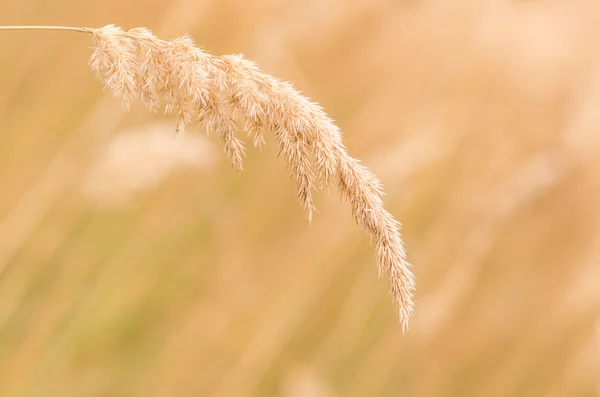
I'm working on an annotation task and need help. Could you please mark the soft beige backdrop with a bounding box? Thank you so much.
[0,1,599,396]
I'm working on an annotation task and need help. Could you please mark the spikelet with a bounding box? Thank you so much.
[88,25,415,329]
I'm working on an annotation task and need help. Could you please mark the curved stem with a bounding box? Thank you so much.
[0,26,93,33]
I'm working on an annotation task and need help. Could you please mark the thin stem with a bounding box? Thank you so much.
[0,25,93,33]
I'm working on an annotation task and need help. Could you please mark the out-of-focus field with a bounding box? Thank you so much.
[1,1,599,396]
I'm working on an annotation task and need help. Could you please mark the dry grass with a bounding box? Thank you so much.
[0,23,415,328]
[0,21,415,328]
[1,1,600,396]
[82,122,216,206]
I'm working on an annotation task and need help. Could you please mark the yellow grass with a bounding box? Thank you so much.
[0,0,599,396]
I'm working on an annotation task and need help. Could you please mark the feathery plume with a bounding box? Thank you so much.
[0,24,415,329]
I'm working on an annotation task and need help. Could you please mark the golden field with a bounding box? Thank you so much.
[0,1,599,396]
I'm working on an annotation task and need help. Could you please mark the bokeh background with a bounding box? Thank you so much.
[1,1,600,396]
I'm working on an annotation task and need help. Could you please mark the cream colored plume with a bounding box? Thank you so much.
[88,24,414,329]
[0,23,415,329]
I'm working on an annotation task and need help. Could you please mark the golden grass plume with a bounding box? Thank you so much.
[1,24,415,329]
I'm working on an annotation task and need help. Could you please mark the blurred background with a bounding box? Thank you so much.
[1,0,600,396]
